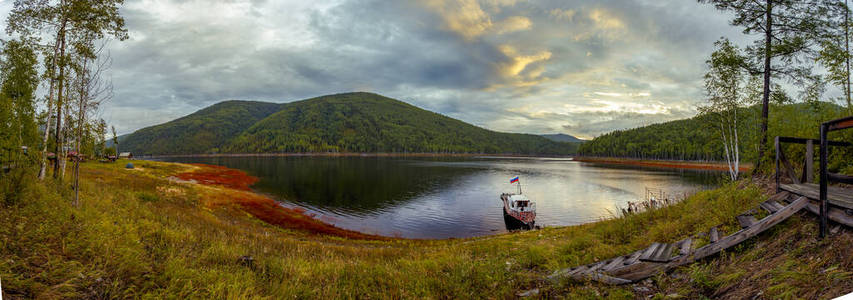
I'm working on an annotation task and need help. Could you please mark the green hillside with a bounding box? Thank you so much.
[578,102,851,164]
[123,92,579,155]
[122,101,284,155]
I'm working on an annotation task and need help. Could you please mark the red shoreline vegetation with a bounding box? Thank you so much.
[177,163,390,240]
[573,156,753,172]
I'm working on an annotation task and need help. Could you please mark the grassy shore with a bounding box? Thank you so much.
[0,160,849,298]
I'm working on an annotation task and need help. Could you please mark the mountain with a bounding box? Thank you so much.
[122,92,578,155]
[121,100,284,155]
[541,133,586,143]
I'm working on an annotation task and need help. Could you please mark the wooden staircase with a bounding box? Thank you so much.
[546,192,809,285]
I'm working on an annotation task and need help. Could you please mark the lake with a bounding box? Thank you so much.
[157,156,721,239]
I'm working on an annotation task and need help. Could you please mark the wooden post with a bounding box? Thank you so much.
[804,139,814,183]
[819,125,829,238]
[775,136,781,193]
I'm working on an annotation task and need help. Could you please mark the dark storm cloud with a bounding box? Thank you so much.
[0,0,749,137]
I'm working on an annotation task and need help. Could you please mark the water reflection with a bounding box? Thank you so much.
[158,156,721,239]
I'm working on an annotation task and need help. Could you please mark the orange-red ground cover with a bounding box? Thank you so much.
[177,164,389,240]
[573,157,752,172]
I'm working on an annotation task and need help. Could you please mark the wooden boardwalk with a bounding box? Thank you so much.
[547,192,809,285]
[780,183,853,227]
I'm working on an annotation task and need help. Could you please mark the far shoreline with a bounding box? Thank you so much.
[573,156,752,172]
[137,152,750,171]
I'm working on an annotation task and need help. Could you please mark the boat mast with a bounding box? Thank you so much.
[517,178,522,194]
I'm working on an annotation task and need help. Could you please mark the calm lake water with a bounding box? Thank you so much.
[157,156,721,239]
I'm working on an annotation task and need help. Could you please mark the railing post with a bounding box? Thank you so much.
[819,125,829,239]
[805,139,814,183]
[775,136,781,194]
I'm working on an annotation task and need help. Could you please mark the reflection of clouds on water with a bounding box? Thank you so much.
[159,156,718,239]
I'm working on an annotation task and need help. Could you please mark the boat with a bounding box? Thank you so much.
[501,176,536,229]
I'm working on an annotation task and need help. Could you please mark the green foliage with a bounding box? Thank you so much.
[579,102,851,166]
[0,40,39,154]
[122,100,284,155]
[123,92,580,155]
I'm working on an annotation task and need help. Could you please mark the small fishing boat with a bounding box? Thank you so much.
[501,176,536,229]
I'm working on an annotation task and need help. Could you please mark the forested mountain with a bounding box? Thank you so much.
[123,92,580,155]
[121,100,284,155]
[578,102,850,163]
[541,134,586,143]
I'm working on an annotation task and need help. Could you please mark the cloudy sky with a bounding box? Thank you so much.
[1,0,752,138]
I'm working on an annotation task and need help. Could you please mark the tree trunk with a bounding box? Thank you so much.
[757,0,773,172]
[846,0,851,110]
[53,26,66,180]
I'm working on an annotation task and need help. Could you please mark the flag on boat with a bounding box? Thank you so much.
[510,176,519,183]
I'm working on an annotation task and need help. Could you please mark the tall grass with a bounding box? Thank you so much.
[0,160,848,298]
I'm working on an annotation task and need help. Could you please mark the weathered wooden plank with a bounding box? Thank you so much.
[760,202,779,214]
[600,256,627,272]
[585,261,608,274]
[768,191,791,203]
[802,200,853,227]
[579,272,632,285]
[780,183,853,210]
[678,238,693,256]
[770,201,786,211]
[648,243,674,262]
[804,140,813,183]
[736,215,758,228]
[709,227,719,243]
[622,249,643,266]
[690,197,808,261]
[638,243,662,261]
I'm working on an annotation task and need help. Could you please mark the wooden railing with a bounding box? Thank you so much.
[819,116,853,237]
[774,136,850,190]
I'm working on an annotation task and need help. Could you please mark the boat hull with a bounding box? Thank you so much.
[501,194,536,228]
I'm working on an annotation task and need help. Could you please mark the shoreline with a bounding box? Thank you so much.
[573,156,753,172]
[140,152,573,159]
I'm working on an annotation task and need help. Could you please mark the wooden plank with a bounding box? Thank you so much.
[600,256,626,272]
[760,202,779,214]
[580,272,632,285]
[804,140,813,183]
[736,215,758,228]
[648,243,674,262]
[622,249,643,266]
[638,243,662,261]
[768,191,791,202]
[709,227,719,243]
[678,238,693,256]
[691,197,808,261]
[770,201,786,211]
[780,183,853,210]
[585,261,608,273]
[802,200,853,227]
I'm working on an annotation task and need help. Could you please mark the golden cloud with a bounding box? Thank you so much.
[494,16,532,34]
[421,0,531,40]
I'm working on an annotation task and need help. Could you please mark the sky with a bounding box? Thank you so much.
[0,0,753,138]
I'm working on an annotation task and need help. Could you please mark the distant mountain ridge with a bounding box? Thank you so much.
[541,133,586,143]
[122,92,581,156]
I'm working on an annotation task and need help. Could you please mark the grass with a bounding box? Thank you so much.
[0,160,850,298]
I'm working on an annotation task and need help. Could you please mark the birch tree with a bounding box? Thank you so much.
[6,0,128,181]
[700,39,749,181]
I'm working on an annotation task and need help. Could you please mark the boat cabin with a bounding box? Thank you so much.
[508,194,533,212]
